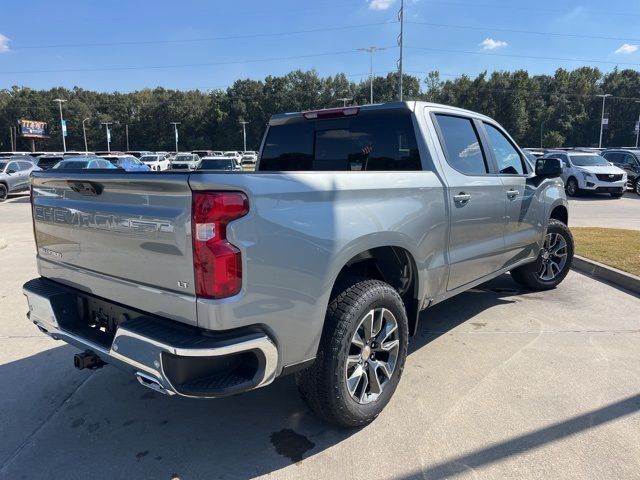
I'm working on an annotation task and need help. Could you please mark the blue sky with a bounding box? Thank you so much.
[1,0,640,92]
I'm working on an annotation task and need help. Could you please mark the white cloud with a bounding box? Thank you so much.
[367,0,395,10]
[0,34,10,53]
[614,43,639,55]
[480,38,508,50]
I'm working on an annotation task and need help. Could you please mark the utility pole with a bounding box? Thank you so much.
[9,127,14,151]
[53,99,67,152]
[597,94,611,148]
[540,121,544,148]
[125,124,130,151]
[337,97,352,107]
[170,122,180,153]
[358,46,386,104]
[239,121,249,152]
[82,118,90,153]
[398,0,404,101]
[635,101,640,148]
[101,122,113,152]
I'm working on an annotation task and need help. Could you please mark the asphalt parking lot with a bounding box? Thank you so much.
[1,193,639,480]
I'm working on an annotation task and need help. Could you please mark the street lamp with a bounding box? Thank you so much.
[357,46,386,104]
[596,94,612,148]
[101,122,113,152]
[635,101,640,148]
[53,99,67,152]
[337,97,352,107]
[82,118,90,153]
[170,122,180,153]
[239,121,249,152]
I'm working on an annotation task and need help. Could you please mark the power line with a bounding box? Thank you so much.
[12,21,398,50]
[0,47,397,75]
[407,21,640,44]
[419,0,640,18]
[405,45,640,68]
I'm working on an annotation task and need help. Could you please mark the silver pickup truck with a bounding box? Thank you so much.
[23,102,572,427]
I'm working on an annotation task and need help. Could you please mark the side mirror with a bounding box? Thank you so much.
[6,168,17,174]
[536,158,563,178]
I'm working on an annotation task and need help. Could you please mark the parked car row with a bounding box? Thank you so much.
[523,147,639,197]
[0,149,253,201]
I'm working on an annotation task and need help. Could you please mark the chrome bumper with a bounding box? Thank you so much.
[23,278,278,398]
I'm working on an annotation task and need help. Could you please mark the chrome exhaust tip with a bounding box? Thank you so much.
[135,372,174,396]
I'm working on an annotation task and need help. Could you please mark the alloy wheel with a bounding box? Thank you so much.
[538,232,568,281]
[566,179,577,196]
[0,185,7,201]
[345,307,400,405]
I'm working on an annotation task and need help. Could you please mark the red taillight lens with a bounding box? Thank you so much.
[192,192,249,299]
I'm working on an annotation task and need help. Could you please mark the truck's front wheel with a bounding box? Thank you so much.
[510,219,574,290]
[296,279,409,427]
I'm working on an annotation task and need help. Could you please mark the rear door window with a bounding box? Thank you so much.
[260,111,422,171]
[434,114,488,175]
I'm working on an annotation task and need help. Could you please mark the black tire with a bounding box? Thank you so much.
[610,192,624,198]
[296,278,409,427]
[565,177,579,197]
[0,183,7,202]
[511,219,574,291]
[635,178,640,196]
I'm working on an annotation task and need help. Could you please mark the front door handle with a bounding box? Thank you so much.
[506,189,518,199]
[453,193,471,204]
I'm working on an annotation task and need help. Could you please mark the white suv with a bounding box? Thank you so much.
[140,154,171,171]
[544,151,627,198]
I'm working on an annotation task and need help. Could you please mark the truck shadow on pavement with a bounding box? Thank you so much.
[3,275,638,479]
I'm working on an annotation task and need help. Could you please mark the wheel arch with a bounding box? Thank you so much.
[549,204,568,225]
[331,245,421,337]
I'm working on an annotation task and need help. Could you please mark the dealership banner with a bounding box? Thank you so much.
[17,119,49,139]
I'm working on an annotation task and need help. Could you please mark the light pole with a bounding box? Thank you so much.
[125,124,130,151]
[239,121,249,152]
[170,122,180,153]
[101,122,113,152]
[53,99,67,152]
[635,100,640,148]
[398,0,404,101]
[597,94,612,148]
[82,118,90,152]
[337,97,352,107]
[358,46,386,104]
[540,121,544,148]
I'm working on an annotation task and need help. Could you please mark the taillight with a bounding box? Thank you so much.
[192,192,249,299]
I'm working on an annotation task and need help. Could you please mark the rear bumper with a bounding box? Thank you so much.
[23,277,278,398]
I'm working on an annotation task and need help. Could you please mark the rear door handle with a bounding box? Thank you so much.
[506,189,518,199]
[453,193,471,204]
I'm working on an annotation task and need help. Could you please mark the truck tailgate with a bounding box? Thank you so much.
[30,172,198,326]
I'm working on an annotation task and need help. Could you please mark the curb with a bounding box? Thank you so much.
[571,255,640,298]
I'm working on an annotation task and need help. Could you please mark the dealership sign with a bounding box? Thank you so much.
[17,119,49,139]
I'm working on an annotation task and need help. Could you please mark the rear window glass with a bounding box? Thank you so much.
[199,159,233,170]
[260,111,422,171]
[55,161,87,169]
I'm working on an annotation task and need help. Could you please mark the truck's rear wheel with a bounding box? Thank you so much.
[296,279,408,427]
[510,219,574,291]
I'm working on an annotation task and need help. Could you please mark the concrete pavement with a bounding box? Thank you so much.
[1,194,640,480]
[569,191,640,230]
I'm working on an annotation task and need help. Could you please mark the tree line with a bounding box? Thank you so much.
[1,67,639,152]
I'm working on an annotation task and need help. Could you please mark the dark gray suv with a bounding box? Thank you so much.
[602,149,640,195]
